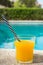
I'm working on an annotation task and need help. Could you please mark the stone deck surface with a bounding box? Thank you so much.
[0,49,43,65]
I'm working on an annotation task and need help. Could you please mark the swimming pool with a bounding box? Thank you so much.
[0,21,43,50]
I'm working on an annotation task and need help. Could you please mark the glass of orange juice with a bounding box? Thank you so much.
[14,36,35,63]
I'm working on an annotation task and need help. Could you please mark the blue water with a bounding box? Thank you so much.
[0,22,43,50]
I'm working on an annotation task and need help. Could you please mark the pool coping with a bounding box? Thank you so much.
[0,49,43,55]
[8,20,43,25]
[9,20,43,23]
[1,20,43,24]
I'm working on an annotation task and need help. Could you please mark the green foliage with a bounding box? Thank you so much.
[14,0,26,8]
[14,0,21,8]
[19,0,37,7]
[0,8,43,20]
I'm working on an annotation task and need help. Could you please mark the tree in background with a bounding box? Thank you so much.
[14,0,21,8]
[0,0,13,7]
[14,0,26,8]
[14,0,41,8]
[20,0,36,7]
[0,0,41,8]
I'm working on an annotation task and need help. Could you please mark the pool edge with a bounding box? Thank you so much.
[0,49,43,55]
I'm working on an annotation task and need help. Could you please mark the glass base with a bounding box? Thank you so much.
[18,60,33,64]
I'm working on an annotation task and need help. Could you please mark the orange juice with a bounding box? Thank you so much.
[15,40,34,63]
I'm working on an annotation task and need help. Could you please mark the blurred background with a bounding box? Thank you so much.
[0,0,42,8]
[0,0,43,20]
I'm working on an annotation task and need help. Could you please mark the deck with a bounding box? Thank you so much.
[0,49,43,65]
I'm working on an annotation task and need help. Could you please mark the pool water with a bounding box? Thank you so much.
[0,22,43,50]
